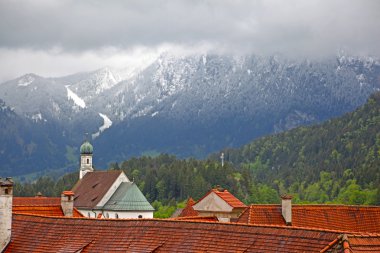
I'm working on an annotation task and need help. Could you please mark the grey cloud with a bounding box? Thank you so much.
[0,0,379,57]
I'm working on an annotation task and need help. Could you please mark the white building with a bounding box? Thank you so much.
[191,187,247,222]
[72,141,154,219]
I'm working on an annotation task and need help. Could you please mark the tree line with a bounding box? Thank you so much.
[13,92,380,216]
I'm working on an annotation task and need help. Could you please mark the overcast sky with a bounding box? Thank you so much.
[0,0,379,82]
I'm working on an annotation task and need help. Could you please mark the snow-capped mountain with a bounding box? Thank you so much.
[0,53,379,176]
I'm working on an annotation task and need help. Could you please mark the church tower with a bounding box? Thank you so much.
[79,140,94,179]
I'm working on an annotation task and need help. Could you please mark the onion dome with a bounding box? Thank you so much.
[80,141,93,154]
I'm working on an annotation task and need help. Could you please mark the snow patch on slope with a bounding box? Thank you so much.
[31,113,47,122]
[94,67,121,94]
[66,86,86,108]
[92,113,113,139]
[18,75,35,87]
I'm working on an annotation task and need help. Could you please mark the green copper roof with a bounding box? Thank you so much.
[80,141,93,154]
[103,182,154,211]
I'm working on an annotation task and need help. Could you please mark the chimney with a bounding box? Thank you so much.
[0,177,13,252]
[61,191,74,217]
[281,194,292,226]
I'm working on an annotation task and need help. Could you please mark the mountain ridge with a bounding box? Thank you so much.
[0,53,379,176]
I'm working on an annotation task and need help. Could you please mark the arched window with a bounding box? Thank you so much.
[115,213,119,219]
[138,215,143,219]
[88,212,91,218]
[87,158,89,164]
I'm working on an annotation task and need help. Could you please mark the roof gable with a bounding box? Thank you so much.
[193,188,246,212]
[178,198,199,217]
[193,191,233,212]
[72,170,123,209]
[212,189,247,208]
[102,182,154,211]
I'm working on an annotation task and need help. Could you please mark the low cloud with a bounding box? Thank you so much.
[0,0,379,81]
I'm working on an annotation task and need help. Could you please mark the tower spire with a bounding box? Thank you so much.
[79,140,94,179]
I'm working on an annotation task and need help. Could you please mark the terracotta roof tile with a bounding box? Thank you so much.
[12,206,66,216]
[6,213,355,252]
[212,189,247,208]
[13,196,84,217]
[13,197,61,206]
[195,188,247,210]
[12,205,83,217]
[322,234,380,253]
[72,170,122,209]
[237,204,380,233]
[178,198,199,217]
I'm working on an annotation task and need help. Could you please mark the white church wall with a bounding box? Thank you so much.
[103,211,153,219]
[78,209,153,219]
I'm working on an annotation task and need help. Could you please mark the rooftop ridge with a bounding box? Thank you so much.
[13,213,378,235]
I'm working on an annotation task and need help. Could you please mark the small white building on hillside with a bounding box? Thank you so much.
[72,141,154,219]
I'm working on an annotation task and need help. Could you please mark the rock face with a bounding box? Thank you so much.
[0,53,379,176]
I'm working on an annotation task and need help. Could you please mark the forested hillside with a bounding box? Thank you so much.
[215,91,380,204]
[2,53,380,176]
[14,92,380,209]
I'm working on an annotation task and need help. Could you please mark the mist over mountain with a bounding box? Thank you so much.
[0,53,379,177]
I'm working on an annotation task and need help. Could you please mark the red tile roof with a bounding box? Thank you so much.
[12,206,83,217]
[13,196,83,217]
[72,170,122,209]
[13,197,60,206]
[237,204,380,233]
[195,188,247,209]
[321,234,380,253]
[178,197,199,217]
[212,188,247,208]
[6,213,360,253]
[238,205,284,225]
